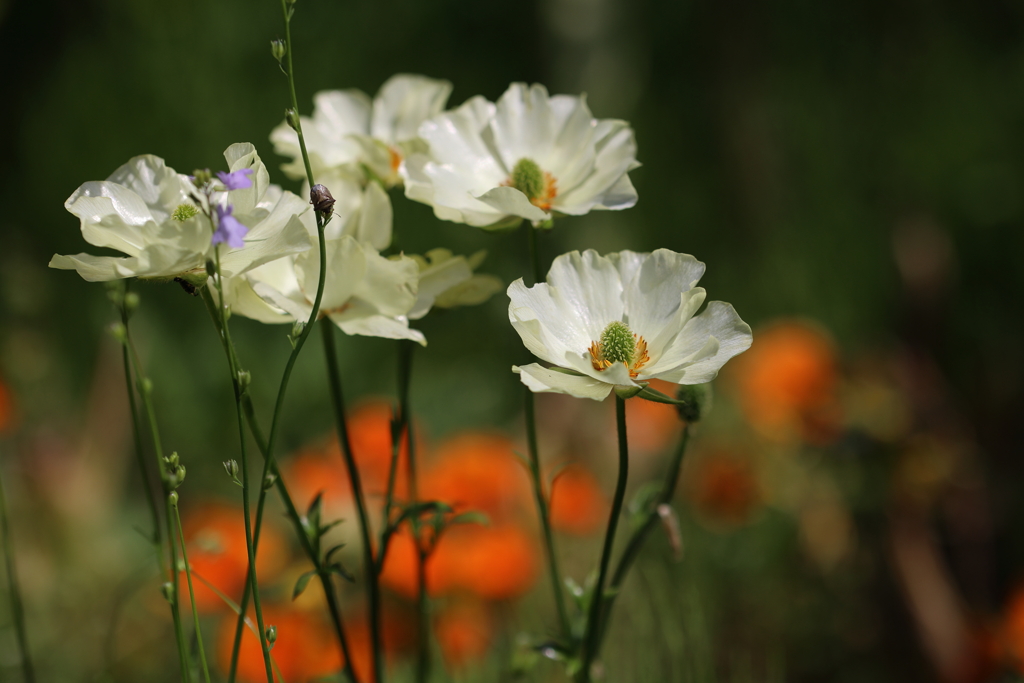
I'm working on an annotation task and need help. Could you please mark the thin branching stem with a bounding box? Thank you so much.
[578,395,630,682]
[321,320,384,683]
[173,500,212,683]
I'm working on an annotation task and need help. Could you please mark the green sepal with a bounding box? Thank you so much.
[292,569,317,600]
[635,384,687,404]
[614,383,647,400]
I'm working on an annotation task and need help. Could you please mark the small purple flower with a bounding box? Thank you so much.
[216,168,255,190]
[212,204,248,249]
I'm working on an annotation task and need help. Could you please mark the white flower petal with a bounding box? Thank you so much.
[555,120,637,215]
[474,186,549,223]
[508,278,592,365]
[106,154,192,222]
[295,236,367,312]
[371,74,453,144]
[223,143,271,218]
[333,309,426,346]
[48,253,143,282]
[490,83,559,171]
[546,250,625,341]
[513,364,613,401]
[349,250,419,318]
[650,302,753,383]
[64,182,156,255]
[407,251,473,320]
[619,249,706,350]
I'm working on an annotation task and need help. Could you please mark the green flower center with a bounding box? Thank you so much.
[599,321,636,365]
[172,203,199,222]
[510,158,544,201]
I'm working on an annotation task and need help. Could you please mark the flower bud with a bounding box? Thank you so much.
[223,460,239,478]
[285,108,300,131]
[205,259,217,277]
[265,625,277,649]
[123,292,140,312]
[168,491,179,507]
[674,383,710,423]
[270,39,286,63]
[161,582,175,604]
[309,184,335,217]
[236,369,251,393]
[108,322,127,344]
[141,378,153,395]
[263,473,278,490]
[191,169,212,188]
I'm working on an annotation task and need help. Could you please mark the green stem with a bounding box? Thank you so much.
[0,454,35,683]
[597,425,690,653]
[578,396,630,682]
[527,224,542,286]
[213,248,274,683]
[173,500,212,683]
[524,388,572,643]
[125,332,192,682]
[120,285,161,547]
[321,320,384,683]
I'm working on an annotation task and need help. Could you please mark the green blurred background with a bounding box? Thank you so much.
[1,0,1023,680]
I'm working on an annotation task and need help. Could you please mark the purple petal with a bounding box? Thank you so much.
[216,168,255,191]
[212,204,249,249]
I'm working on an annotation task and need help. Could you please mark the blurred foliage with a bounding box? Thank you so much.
[1,0,1024,681]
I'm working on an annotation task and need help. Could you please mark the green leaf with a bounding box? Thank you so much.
[450,511,489,527]
[324,544,345,564]
[292,570,317,600]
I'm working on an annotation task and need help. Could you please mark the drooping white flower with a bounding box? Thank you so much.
[406,249,504,320]
[238,235,426,344]
[402,83,639,230]
[49,143,311,285]
[509,249,752,401]
[270,74,452,187]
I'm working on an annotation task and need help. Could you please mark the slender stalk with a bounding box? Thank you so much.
[597,425,690,652]
[120,285,161,546]
[212,248,274,683]
[0,456,35,683]
[321,320,384,683]
[525,389,572,642]
[578,396,630,682]
[527,224,542,285]
[173,500,212,683]
[125,333,192,682]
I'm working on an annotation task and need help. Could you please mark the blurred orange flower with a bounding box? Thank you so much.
[380,522,540,601]
[181,502,288,612]
[217,607,341,683]
[685,450,760,529]
[549,464,606,535]
[730,320,841,444]
[419,433,532,523]
[435,600,494,669]
[625,378,682,452]
[283,399,413,519]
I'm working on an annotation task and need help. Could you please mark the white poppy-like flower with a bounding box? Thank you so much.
[406,249,504,319]
[271,74,452,187]
[223,235,425,344]
[509,249,752,401]
[402,83,639,230]
[296,169,393,251]
[49,143,311,285]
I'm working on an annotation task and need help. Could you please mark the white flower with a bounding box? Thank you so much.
[49,143,311,284]
[402,83,639,229]
[509,249,752,401]
[406,249,504,319]
[270,74,452,187]
[296,169,393,251]
[224,235,426,344]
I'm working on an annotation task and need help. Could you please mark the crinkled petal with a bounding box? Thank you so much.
[48,253,143,282]
[508,278,592,366]
[474,186,549,223]
[332,307,426,346]
[371,74,453,144]
[513,364,613,401]
[546,250,625,341]
[106,154,192,222]
[64,181,157,255]
[295,236,367,312]
[618,249,706,351]
[223,143,271,218]
[650,302,752,383]
[555,120,637,215]
[407,252,473,320]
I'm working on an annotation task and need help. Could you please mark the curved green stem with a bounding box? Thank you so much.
[527,224,543,285]
[525,388,572,643]
[321,320,384,683]
[578,395,630,682]
[598,425,690,653]
[0,453,35,683]
[173,500,212,683]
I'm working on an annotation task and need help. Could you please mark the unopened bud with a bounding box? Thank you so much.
[309,184,335,217]
[674,383,710,423]
[141,378,153,395]
[108,322,127,344]
[263,473,277,490]
[265,624,277,649]
[191,169,212,188]
[168,491,179,507]
[161,582,175,604]
[123,292,140,311]
[205,259,217,277]
[236,369,251,393]
[224,460,239,479]
[270,39,286,63]
[285,108,300,131]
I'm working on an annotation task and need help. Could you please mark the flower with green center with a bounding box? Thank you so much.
[509,249,752,401]
[403,82,639,230]
[50,143,311,284]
